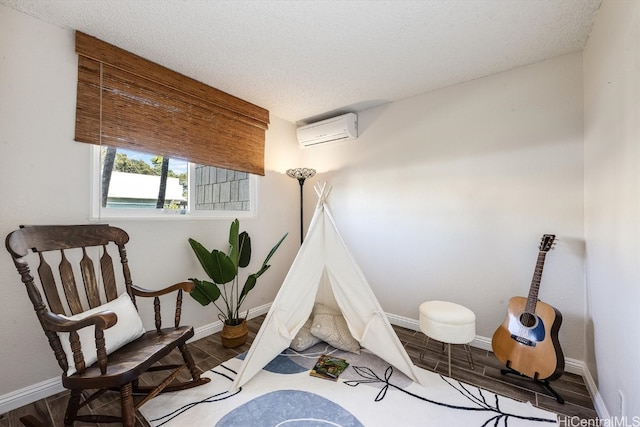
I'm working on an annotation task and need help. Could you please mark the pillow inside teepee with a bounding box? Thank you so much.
[310,303,360,354]
[290,317,322,351]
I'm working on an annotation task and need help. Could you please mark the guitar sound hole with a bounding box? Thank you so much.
[519,312,537,328]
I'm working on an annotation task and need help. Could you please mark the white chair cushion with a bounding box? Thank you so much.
[58,293,146,375]
[419,300,476,344]
[419,300,476,324]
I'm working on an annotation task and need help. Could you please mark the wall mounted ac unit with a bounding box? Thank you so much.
[296,113,358,146]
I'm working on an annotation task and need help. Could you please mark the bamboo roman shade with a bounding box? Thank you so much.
[74,32,269,176]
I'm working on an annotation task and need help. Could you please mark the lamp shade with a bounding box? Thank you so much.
[286,168,316,181]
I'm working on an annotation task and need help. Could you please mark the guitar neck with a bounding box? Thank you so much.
[525,251,547,313]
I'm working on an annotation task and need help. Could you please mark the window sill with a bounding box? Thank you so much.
[91,209,256,221]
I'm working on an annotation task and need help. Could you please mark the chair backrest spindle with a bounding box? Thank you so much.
[80,247,101,309]
[100,245,118,302]
[115,242,135,307]
[37,252,66,314]
[59,249,83,315]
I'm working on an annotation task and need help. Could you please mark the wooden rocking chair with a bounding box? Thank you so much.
[5,224,210,426]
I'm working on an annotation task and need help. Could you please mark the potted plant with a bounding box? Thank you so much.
[188,219,287,347]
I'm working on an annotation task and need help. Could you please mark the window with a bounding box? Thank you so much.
[92,146,256,219]
[76,33,266,220]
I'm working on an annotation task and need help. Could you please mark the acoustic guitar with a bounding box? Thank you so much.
[491,234,564,381]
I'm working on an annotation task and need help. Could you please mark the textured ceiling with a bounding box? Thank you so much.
[2,0,602,124]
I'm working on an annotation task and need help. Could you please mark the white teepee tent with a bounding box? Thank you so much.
[230,183,425,391]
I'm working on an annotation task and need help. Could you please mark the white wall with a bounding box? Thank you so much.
[583,0,640,419]
[302,53,586,361]
[1,1,604,415]
[0,5,301,397]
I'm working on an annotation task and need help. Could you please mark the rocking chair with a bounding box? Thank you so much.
[5,224,210,426]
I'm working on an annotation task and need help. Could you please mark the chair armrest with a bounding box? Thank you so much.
[42,311,118,375]
[42,310,118,333]
[130,282,193,330]
[130,281,194,297]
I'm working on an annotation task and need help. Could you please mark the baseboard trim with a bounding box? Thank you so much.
[581,361,609,419]
[385,312,421,331]
[1,306,603,418]
[0,377,65,415]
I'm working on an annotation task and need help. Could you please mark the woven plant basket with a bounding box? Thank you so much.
[221,319,248,348]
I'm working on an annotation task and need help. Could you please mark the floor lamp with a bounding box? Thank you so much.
[286,168,316,244]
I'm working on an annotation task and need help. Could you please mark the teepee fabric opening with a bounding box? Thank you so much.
[230,183,425,391]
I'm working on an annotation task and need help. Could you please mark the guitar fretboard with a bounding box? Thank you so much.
[525,251,547,314]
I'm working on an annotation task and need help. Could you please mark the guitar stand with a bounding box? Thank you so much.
[501,363,565,404]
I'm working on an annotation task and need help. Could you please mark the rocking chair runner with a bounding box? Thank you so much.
[5,224,210,426]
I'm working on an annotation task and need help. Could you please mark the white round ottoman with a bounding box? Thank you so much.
[419,300,476,377]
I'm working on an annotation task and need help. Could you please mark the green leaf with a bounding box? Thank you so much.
[239,264,271,300]
[190,286,211,306]
[188,238,236,284]
[261,233,288,267]
[189,278,221,305]
[188,238,218,280]
[239,273,258,300]
[209,251,237,284]
[238,231,251,268]
[228,219,240,269]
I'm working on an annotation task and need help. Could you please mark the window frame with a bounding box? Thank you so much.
[89,145,258,220]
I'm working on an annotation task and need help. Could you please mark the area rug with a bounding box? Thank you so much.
[140,343,558,426]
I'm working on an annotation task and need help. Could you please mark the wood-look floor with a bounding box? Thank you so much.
[0,315,598,426]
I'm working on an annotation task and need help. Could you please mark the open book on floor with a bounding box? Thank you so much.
[310,354,349,381]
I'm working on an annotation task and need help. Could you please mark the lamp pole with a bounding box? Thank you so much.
[286,168,316,244]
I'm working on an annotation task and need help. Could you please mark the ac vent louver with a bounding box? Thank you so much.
[296,113,358,146]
